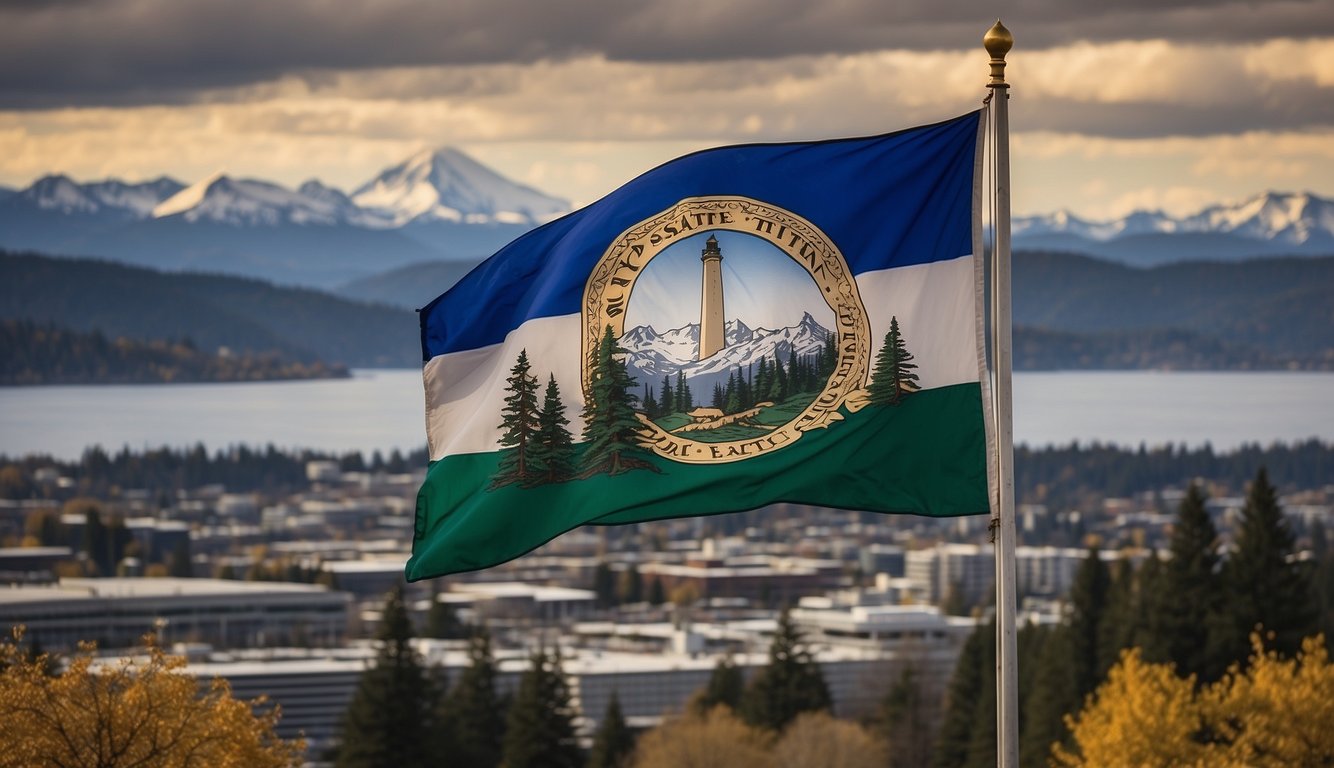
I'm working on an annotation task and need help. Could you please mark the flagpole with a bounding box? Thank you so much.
[984,19,1019,768]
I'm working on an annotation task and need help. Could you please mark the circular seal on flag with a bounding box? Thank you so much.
[582,196,872,465]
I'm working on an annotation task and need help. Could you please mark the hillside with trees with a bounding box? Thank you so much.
[0,251,420,368]
[1,319,348,385]
[1013,252,1334,368]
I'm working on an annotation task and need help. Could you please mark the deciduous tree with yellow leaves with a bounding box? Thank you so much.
[1055,634,1334,768]
[0,628,303,768]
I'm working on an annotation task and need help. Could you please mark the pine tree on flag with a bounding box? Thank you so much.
[493,349,540,487]
[532,374,576,486]
[869,316,920,405]
[581,325,648,476]
[660,375,674,415]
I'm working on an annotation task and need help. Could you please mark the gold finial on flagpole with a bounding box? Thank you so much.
[984,19,1013,87]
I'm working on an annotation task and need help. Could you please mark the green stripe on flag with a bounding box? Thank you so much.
[408,382,988,580]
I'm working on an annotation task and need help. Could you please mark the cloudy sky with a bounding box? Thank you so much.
[2,0,1332,218]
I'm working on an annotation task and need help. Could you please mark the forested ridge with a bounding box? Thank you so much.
[1,319,348,385]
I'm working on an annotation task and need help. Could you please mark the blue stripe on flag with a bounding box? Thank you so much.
[420,111,979,361]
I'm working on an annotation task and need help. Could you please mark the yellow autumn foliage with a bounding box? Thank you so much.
[630,706,772,768]
[1056,634,1334,768]
[0,628,303,768]
[630,706,889,768]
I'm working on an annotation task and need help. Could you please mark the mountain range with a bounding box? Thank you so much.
[2,139,1331,295]
[619,313,832,395]
[0,148,569,288]
[1013,191,1334,265]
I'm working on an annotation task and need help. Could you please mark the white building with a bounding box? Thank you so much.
[0,578,351,651]
[905,543,994,605]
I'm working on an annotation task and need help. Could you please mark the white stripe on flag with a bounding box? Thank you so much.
[422,254,980,461]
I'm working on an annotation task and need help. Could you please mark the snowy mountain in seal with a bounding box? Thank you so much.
[1014,191,1334,245]
[351,147,570,226]
[619,312,832,396]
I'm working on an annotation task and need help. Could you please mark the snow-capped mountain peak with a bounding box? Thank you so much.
[152,173,390,227]
[1016,191,1334,245]
[22,174,101,214]
[16,174,184,218]
[351,146,570,227]
[618,313,833,396]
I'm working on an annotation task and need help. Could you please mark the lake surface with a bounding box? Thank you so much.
[1,370,1331,460]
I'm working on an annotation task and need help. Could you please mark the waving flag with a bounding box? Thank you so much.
[410,112,990,580]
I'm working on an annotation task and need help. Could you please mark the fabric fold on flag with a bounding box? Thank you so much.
[411,111,990,580]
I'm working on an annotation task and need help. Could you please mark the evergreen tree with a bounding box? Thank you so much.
[739,610,831,731]
[593,561,617,608]
[336,589,437,768]
[501,648,581,768]
[532,374,576,485]
[771,354,788,401]
[1067,547,1111,701]
[1018,623,1071,767]
[1217,467,1316,665]
[868,316,920,406]
[787,349,800,393]
[1144,485,1224,681]
[712,382,726,410]
[581,326,647,476]
[167,539,193,578]
[81,508,110,575]
[1096,558,1140,676]
[690,656,745,714]
[754,357,770,404]
[675,371,693,412]
[587,691,634,768]
[724,371,741,414]
[493,349,541,487]
[821,332,837,378]
[660,375,674,415]
[879,665,930,768]
[642,385,658,420]
[439,628,506,768]
[934,621,994,768]
[425,594,465,640]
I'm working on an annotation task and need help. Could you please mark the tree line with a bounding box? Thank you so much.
[336,592,915,768]
[0,443,430,500]
[0,318,348,385]
[935,467,1332,767]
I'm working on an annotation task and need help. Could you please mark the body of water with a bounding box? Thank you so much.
[1,370,1330,460]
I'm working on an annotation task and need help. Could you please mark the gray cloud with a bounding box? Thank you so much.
[1,0,1332,108]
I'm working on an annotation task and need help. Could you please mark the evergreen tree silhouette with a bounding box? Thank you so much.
[588,691,634,768]
[739,610,831,731]
[336,588,438,768]
[531,374,576,486]
[690,656,745,715]
[501,647,581,768]
[675,371,693,412]
[641,384,658,419]
[437,628,506,768]
[581,325,650,476]
[660,375,674,415]
[1146,484,1225,681]
[492,349,540,488]
[869,316,920,405]
[1216,467,1316,666]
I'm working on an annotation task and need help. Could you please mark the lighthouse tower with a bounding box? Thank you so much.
[698,234,726,360]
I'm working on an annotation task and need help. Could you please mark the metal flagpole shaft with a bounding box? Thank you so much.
[984,19,1019,768]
